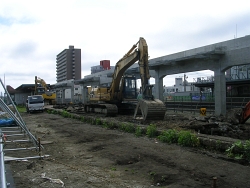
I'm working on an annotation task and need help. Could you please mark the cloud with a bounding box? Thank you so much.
[10,41,38,58]
[1,0,250,94]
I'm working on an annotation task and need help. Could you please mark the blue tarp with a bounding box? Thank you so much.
[0,118,15,126]
[192,96,206,101]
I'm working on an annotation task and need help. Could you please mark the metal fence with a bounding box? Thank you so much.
[164,96,250,114]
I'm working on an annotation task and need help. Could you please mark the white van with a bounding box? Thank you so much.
[26,95,45,113]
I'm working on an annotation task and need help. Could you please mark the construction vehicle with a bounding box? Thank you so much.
[84,37,166,121]
[239,101,250,124]
[26,95,45,113]
[34,76,56,105]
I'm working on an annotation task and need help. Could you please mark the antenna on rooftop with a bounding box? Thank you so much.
[236,24,237,38]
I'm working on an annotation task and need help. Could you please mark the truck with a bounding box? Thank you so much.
[26,95,45,113]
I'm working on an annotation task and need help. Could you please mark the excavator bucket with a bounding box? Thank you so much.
[134,99,166,121]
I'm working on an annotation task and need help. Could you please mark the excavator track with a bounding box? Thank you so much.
[134,99,166,121]
[84,103,118,117]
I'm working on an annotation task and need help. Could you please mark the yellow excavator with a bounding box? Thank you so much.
[84,37,166,121]
[34,76,56,105]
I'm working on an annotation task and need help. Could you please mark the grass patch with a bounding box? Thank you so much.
[158,129,199,147]
[16,105,26,113]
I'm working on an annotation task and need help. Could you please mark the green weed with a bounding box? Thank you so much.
[146,124,158,138]
[178,131,199,147]
[95,118,102,125]
[120,123,135,133]
[61,110,70,118]
[135,127,143,137]
[226,140,250,161]
[80,116,85,122]
[158,129,178,143]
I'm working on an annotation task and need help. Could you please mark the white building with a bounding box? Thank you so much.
[164,77,200,93]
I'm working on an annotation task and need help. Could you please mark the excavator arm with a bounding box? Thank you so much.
[138,37,151,98]
[108,46,139,100]
[109,37,154,100]
[35,76,48,91]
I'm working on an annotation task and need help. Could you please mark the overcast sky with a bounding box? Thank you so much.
[1,0,250,94]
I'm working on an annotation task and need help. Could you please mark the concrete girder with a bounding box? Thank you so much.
[219,47,250,71]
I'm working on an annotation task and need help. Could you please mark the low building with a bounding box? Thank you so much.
[7,84,34,105]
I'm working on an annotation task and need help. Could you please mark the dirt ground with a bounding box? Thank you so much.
[5,111,250,188]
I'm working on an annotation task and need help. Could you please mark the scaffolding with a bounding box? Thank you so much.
[0,78,49,187]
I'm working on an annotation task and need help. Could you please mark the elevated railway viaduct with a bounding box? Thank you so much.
[126,35,250,116]
[76,35,250,116]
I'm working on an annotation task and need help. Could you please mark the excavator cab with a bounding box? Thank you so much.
[36,86,46,95]
[122,76,137,100]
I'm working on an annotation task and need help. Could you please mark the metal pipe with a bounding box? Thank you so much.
[4,155,50,162]
[0,99,40,148]
[0,78,26,126]
[0,130,7,188]
[38,137,41,157]
[212,176,217,188]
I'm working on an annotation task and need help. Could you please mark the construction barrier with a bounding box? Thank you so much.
[200,108,206,116]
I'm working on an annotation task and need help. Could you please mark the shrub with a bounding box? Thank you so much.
[226,140,250,161]
[178,131,199,147]
[120,123,135,133]
[135,127,143,137]
[146,124,158,138]
[80,117,85,122]
[108,122,117,129]
[244,140,250,160]
[95,118,102,125]
[52,110,58,114]
[102,121,117,129]
[158,129,178,143]
[102,121,108,128]
[61,110,70,118]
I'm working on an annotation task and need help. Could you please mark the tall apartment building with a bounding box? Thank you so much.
[56,45,81,83]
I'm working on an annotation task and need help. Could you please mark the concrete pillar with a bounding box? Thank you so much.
[154,70,164,101]
[214,69,226,116]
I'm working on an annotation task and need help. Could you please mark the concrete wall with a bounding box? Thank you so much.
[14,93,31,105]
